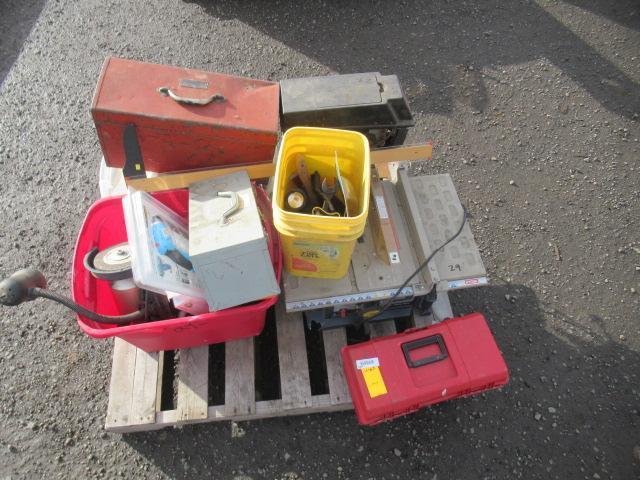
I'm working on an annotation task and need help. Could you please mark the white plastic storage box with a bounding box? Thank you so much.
[189,171,281,311]
[122,188,204,299]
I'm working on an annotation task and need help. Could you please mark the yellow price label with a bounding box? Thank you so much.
[361,366,388,398]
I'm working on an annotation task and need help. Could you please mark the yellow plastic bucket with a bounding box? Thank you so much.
[272,127,370,279]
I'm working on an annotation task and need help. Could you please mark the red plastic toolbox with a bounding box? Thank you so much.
[92,57,280,173]
[71,186,282,352]
[341,314,508,425]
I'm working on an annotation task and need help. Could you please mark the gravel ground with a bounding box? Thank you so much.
[1,1,639,479]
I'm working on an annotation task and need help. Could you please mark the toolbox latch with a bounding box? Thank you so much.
[401,334,448,368]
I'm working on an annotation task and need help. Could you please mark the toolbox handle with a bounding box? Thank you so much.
[401,334,448,368]
[218,191,242,224]
[158,87,225,106]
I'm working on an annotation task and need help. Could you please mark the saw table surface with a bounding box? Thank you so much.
[397,171,488,290]
[283,173,487,312]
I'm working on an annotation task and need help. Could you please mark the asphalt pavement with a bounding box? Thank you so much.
[0,1,638,479]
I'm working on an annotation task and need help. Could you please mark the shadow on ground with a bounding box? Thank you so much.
[187,0,639,119]
[564,0,640,31]
[0,0,46,85]
[123,283,640,479]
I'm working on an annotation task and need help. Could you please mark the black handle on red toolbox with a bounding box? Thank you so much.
[158,87,225,106]
[401,334,448,368]
[122,124,146,179]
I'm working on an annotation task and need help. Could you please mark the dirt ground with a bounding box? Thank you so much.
[0,1,638,479]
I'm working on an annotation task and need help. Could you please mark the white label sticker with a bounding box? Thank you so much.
[447,276,488,289]
[375,195,389,220]
[356,357,380,369]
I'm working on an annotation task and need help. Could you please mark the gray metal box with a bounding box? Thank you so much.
[189,171,280,311]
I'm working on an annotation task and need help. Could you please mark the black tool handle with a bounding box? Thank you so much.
[122,124,146,179]
[158,87,225,105]
[401,334,448,368]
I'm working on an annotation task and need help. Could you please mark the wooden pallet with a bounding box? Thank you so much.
[104,295,453,433]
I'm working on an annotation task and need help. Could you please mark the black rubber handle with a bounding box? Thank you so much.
[401,334,448,368]
[122,124,146,179]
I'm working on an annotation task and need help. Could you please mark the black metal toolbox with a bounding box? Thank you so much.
[280,73,414,146]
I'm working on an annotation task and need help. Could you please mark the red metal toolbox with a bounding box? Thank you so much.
[341,313,509,425]
[91,57,280,173]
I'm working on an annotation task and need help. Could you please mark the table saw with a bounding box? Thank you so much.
[283,167,488,329]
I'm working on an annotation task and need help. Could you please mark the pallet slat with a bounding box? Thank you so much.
[322,328,351,405]
[143,394,351,434]
[412,293,455,328]
[130,348,162,425]
[224,338,256,416]
[432,293,454,320]
[412,310,432,328]
[176,346,209,422]
[106,338,138,429]
[275,302,312,409]
[369,320,397,338]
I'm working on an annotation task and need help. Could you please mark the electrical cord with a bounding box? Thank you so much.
[0,268,143,324]
[29,288,144,324]
[360,206,469,324]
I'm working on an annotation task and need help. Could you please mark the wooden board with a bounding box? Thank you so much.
[124,144,433,192]
[126,163,275,192]
[431,292,454,321]
[176,346,209,422]
[373,143,432,179]
[275,302,312,409]
[322,328,351,405]
[369,176,400,265]
[104,294,448,433]
[369,320,397,338]
[105,338,137,429]
[130,348,162,425]
[412,293,455,328]
[224,338,256,416]
[106,339,165,431]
